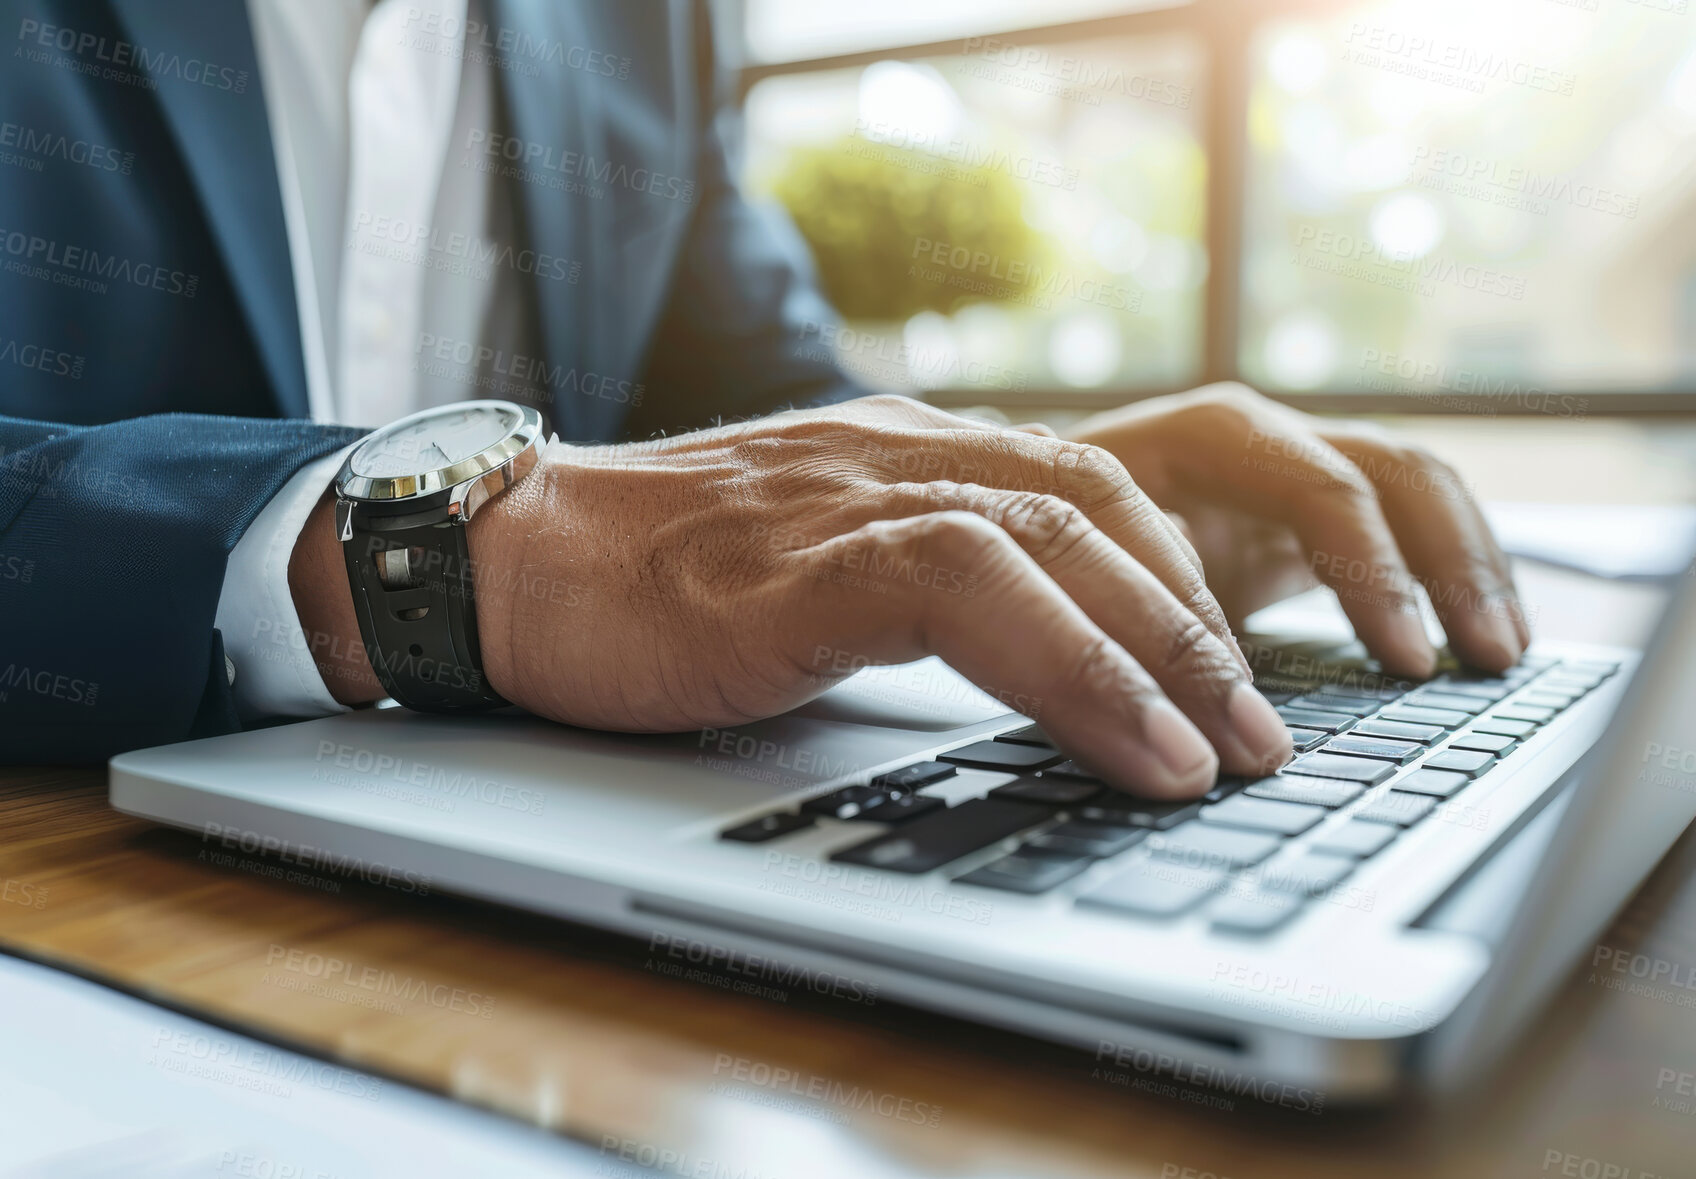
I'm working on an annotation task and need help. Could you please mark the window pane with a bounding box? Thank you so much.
[1242,0,1696,404]
[744,36,1205,398]
[745,0,1190,66]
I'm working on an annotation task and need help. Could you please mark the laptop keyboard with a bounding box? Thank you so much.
[718,654,1620,936]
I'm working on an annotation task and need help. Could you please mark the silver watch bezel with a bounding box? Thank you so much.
[334,401,545,522]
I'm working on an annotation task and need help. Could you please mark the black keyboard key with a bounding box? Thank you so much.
[1276,707,1357,734]
[1393,769,1471,798]
[1492,704,1557,725]
[1321,735,1423,764]
[1289,694,1378,717]
[1075,797,1201,831]
[1380,705,1470,729]
[939,740,1062,772]
[1078,858,1227,918]
[1027,821,1147,858]
[872,761,957,791]
[721,811,815,843]
[1311,820,1397,859]
[1258,690,1299,706]
[1287,728,1329,753]
[868,794,947,822]
[992,776,1102,807]
[1150,823,1282,870]
[1286,753,1397,785]
[1202,776,1254,804]
[1353,719,1445,745]
[1447,732,1516,756]
[1245,774,1364,808]
[1199,795,1326,836]
[955,849,1092,894]
[1259,853,1355,896]
[995,724,1055,748]
[801,784,896,820]
[1355,791,1438,827]
[1403,691,1487,715]
[1208,889,1306,934]
[1422,749,1495,778]
[831,799,1047,873]
[1043,760,1105,782]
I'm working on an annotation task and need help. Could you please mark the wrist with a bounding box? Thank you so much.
[288,490,385,706]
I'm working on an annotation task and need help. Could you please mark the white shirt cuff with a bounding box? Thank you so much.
[215,444,361,722]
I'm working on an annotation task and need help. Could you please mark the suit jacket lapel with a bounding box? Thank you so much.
[488,0,598,441]
[105,0,309,419]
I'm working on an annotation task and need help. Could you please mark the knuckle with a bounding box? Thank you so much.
[906,510,1008,567]
[1160,617,1221,677]
[1052,441,1142,512]
[998,491,1087,562]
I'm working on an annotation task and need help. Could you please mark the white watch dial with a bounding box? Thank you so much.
[351,404,521,480]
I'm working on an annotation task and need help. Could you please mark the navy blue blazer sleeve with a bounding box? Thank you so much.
[623,2,867,438]
[0,414,366,764]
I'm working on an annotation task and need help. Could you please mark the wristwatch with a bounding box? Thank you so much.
[333,400,546,712]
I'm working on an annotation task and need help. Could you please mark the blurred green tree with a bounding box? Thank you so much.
[765,136,1053,321]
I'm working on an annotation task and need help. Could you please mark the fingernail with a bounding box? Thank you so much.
[1228,682,1292,773]
[1142,699,1217,784]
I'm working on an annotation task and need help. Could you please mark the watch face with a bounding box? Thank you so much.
[350,403,523,481]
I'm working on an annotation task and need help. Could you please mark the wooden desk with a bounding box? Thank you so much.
[2,566,1691,1179]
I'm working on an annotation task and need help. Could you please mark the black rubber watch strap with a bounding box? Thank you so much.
[341,506,507,712]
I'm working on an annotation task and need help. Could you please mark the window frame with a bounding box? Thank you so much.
[733,0,1696,414]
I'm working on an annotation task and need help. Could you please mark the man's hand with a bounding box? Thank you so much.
[292,395,1292,799]
[1066,383,1530,678]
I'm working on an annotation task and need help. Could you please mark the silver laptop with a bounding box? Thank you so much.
[109,567,1696,1103]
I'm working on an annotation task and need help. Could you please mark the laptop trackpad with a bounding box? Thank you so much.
[788,657,1018,732]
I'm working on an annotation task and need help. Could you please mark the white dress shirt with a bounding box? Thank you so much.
[216,0,501,719]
